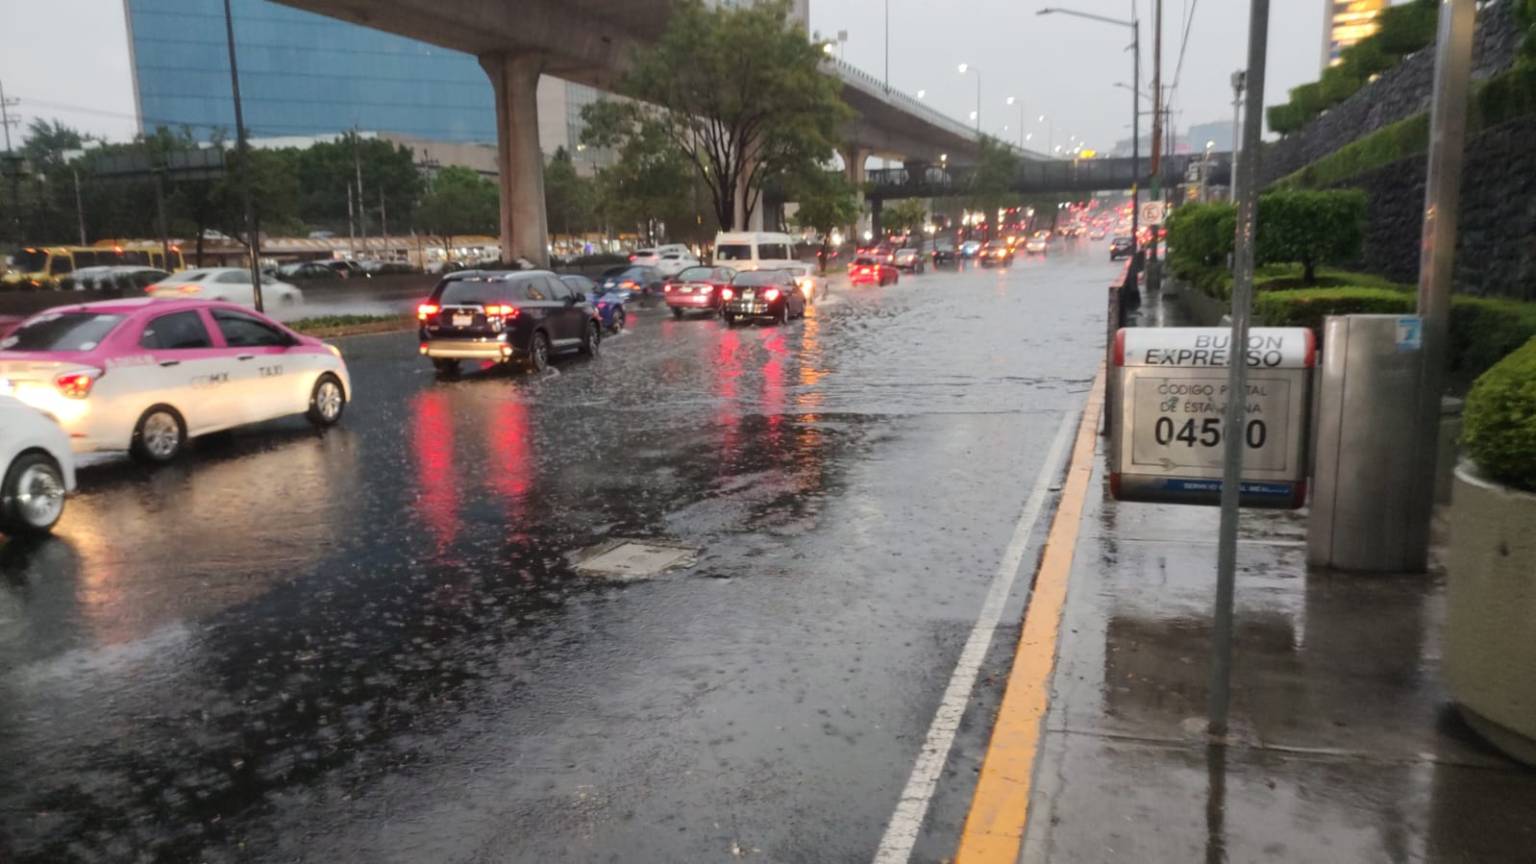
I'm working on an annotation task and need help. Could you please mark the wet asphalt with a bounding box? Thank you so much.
[1,240,1114,863]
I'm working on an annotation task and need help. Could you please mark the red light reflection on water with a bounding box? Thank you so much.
[411,390,459,550]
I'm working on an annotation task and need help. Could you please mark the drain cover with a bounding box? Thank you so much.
[576,541,696,579]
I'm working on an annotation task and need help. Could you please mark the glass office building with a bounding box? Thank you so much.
[125,0,496,143]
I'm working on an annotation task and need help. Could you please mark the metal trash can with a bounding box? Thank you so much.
[1308,315,1429,572]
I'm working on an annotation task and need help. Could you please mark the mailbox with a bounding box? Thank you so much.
[1111,327,1315,508]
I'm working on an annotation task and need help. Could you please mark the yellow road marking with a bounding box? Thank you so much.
[954,366,1105,864]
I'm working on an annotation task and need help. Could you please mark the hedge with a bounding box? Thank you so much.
[1462,336,1536,492]
[1254,287,1536,390]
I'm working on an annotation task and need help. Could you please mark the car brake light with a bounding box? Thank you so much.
[763,288,781,302]
[621,280,638,289]
[179,284,202,294]
[417,303,439,320]
[722,288,734,300]
[628,255,637,262]
[56,369,101,399]
[664,284,674,292]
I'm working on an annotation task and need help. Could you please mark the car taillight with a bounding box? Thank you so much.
[484,304,519,318]
[178,284,203,294]
[417,303,439,320]
[763,288,781,301]
[621,280,638,289]
[722,288,734,300]
[628,255,637,262]
[56,369,101,399]
[664,284,674,293]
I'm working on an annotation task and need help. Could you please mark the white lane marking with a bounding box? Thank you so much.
[872,408,1079,864]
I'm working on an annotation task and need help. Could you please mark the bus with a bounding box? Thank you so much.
[2,244,187,290]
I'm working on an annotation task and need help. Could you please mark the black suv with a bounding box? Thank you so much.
[1109,236,1135,261]
[418,270,601,375]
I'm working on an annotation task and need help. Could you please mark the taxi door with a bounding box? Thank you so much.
[208,308,299,424]
[134,309,239,436]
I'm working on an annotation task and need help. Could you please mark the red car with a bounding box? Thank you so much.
[849,256,899,287]
[664,265,737,319]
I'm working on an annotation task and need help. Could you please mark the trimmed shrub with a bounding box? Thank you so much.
[1253,286,1414,331]
[1256,189,1367,283]
[1267,102,1307,136]
[1165,202,1235,277]
[1448,296,1536,389]
[1374,0,1439,57]
[1462,337,1536,492]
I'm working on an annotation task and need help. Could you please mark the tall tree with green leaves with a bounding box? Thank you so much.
[543,147,595,238]
[580,100,706,243]
[291,133,423,235]
[881,199,930,238]
[416,166,499,253]
[618,0,852,230]
[965,136,1021,225]
[786,167,861,272]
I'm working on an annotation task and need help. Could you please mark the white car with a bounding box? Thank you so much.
[783,263,824,303]
[0,299,351,463]
[148,268,305,307]
[0,395,76,536]
[629,244,692,268]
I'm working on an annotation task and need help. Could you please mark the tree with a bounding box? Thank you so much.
[1164,201,1235,277]
[544,147,595,238]
[580,100,707,244]
[1256,189,1366,284]
[292,133,422,235]
[618,0,852,229]
[881,199,930,238]
[416,166,499,252]
[965,136,1021,233]
[786,167,860,272]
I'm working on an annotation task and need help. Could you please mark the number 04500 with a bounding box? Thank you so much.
[1153,416,1267,449]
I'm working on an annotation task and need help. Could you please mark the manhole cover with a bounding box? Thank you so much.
[576,541,696,579]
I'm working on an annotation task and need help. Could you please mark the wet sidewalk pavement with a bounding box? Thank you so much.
[1014,432,1536,862]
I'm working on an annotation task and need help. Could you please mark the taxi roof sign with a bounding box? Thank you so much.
[1114,327,1315,370]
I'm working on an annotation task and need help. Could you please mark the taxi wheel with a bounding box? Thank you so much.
[131,406,186,464]
[0,452,66,536]
[307,374,346,427]
[580,321,601,357]
[527,331,551,373]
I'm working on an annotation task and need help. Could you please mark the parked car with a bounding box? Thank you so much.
[893,248,926,273]
[558,274,624,333]
[722,269,806,326]
[418,270,601,375]
[629,244,692,268]
[1109,236,1135,261]
[148,268,305,307]
[0,396,76,536]
[597,265,665,302]
[279,261,343,280]
[849,256,899,287]
[979,241,1015,267]
[664,265,736,319]
[63,266,169,296]
[0,299,350,463]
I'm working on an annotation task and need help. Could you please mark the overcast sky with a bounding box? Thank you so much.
[0,0,1326,152]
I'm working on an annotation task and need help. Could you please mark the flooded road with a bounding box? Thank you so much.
[1,241,1116,863]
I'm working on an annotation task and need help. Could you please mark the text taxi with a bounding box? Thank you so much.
[0,299,350,463]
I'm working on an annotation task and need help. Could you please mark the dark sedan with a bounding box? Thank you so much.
[722,269,805,326]
[1109,236,1135,261]
[597,265,665,303]
[931,242,959,266]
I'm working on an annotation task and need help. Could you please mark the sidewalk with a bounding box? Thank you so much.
[1010,423,1536,862]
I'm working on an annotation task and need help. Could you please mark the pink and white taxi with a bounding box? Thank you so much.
[0,299,351,463]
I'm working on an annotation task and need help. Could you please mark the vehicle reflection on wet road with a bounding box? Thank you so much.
[1,241,1112,863]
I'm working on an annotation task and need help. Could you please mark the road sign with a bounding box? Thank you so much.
[1111,327,1314,508]
[1138,201,1167,225]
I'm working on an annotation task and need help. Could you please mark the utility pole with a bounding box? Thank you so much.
[72,169,87,245]
[0,78,21,243]
[379,186,388,248]
[352,128,366,257]
[1230,70,1246,202]
[346,181,356,258]
[1146,0,1164,290]
[221,0,264,311]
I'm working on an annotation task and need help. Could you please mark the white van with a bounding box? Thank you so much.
[712,232,800,272]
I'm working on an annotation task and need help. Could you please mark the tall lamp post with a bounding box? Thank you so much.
[1037,114,1056,156]
[1037,6,1141,279]
[957,63,981,133]
[221,0,263,311]
[1006,96,1025,150]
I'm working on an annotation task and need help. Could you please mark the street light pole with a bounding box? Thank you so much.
[958,63,981,133]
[884,0,890,92]
[221,0,263,312]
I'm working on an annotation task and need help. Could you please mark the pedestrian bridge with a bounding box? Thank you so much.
[865,152,1232,200]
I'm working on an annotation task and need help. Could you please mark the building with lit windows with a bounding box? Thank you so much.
[1321,0,1388,71]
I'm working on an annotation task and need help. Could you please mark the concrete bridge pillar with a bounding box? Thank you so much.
[479,52,549,267]
[841,145,871,242]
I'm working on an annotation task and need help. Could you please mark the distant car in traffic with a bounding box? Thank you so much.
[0,395,76,536]
[559,274,627,333]
[323,260,370,279]
[931,242,959,266]
[418,270,601,375]
[148,268,305,307]
[664,265,736,319]
[959,241,983,259]
[0,299,350,463]
[279,261,343,280]
[722,269,806,326]
[783,263,823,304]
[980,241,1015,267]
[64,266,169,296]
[1089,227,1108,241]
[597,265,665,302]
[849,256,899,286]
[893,248,926,273]
[1023,236,1049,256]
[629,244,692,269]
[1109,236,1135,261]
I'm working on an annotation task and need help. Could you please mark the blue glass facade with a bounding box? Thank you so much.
[125,0,496,142]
